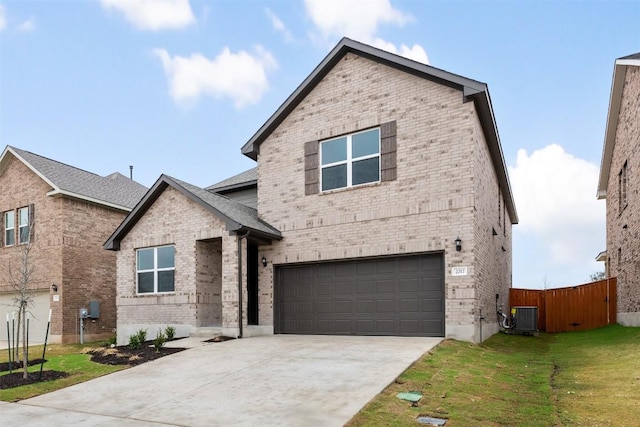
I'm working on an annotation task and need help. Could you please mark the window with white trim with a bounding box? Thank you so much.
[18,207,29,244]
[136,245,175,294]
[4,210,15,247]
[320,128,380,191]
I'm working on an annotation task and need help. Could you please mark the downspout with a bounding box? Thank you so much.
[237,230,250,338]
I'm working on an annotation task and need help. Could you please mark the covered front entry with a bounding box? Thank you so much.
[275,253,445,337]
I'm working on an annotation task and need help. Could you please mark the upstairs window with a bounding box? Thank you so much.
[136,245,175,294]
[4,210,15,247]
[320,128,380,191]
[619,161,628,213]
[18,206,30,244]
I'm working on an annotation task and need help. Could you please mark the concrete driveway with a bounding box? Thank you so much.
[1,335,441,426]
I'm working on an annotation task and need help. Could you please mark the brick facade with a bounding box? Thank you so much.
[0,154,126,344]
[605,65,640,325]
[255,53,513,342]
[115,186,244,345]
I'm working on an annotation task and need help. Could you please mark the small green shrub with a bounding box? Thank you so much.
[165,326,176,340]
[107,335,117,347]
[154,330,167,353]
[136,328,147,343]
[128,334,141,350]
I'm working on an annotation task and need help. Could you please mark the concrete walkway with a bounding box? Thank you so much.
[2,335,441,426]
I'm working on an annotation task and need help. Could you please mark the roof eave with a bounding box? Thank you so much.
[47,189,132,212]
[597,60,629,197]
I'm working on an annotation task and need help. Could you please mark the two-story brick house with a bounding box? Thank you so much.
[0,146,147,344]
[597,53,640,326]
[107,38,517,343]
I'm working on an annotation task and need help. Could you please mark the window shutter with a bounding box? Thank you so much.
[380,120,397,182]
[304,140,319,195]
[0,211,3,247]
[29,204,35,243]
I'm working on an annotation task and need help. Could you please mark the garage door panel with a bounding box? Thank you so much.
[376,299,394,312]
[276,253,444,337]
[375,280,395,293]
[356,300,374,313]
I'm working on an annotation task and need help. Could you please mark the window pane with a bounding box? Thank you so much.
[137,249,154,271]
[322,164,347,191]
[352,129,380,158]
[19,226,29,244]
[138,272,154,293]
[352,157,380,185]
[158,271,175,292]
[18,207,29,226]
[5,211,15,228]
[5,230,14,246]
[321,137,347,165]
[157,246,175,268]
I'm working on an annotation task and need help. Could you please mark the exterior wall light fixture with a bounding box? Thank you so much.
[261,256,267,267]
[455,237,462,252]
[51,284,58,292]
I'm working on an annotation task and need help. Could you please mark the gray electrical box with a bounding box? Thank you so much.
[512,306,538,335]
[88,300,100,319]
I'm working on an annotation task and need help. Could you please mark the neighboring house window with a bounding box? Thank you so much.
[619,161,628,213]
[4,210,15,247]
[136,246,175,294]
[320,128,380,191]
[18,206,29,244]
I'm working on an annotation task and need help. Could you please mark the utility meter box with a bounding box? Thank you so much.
[79,308,89,319]
[88,300,100,319]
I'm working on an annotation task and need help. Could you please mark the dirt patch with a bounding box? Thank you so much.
[1,370,69,390]
[87,343,185,366]
[0,343,186,390]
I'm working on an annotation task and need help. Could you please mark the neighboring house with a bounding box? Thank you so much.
[0,146,147,344]
[107,38,517,344]
[597,52,640,326]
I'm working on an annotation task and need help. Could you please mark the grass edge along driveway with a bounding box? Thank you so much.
[347,325,640,427]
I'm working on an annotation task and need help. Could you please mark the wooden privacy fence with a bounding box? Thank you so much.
[510,278,617,333]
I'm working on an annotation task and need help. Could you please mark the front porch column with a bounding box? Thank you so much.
[221,233,248,337]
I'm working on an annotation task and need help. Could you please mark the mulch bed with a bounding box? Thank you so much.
[0,343,185,390]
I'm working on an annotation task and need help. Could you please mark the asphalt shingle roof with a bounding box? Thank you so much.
[620,52,640,60]
[104,174,281,250]
[169,175,280,238]
[6,146,147,210]
[206,167,257,192]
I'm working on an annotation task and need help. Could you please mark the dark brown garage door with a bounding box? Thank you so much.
[275,253,444,337]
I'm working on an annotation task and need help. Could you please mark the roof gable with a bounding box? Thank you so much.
[597,53,640,198]
[0,146,147,210]
[240,37,518,224]
[104,174,281,250]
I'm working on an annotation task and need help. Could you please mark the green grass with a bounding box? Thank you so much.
[0,342,124,402]
[348,325,640,427]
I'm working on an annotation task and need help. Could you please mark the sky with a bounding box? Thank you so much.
[0,0,638,289]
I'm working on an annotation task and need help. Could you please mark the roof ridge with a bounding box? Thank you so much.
[9,145,105,179]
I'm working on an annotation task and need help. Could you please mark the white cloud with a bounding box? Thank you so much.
[18,17,35,32]
[0,5,6,31]
[304,0,428,64]
[266,8,293,42]
[101,0,195,31]
[509,144,605,267]
[153,46,278,109]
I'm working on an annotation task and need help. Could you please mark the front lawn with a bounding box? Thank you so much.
[347,325,640,426]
